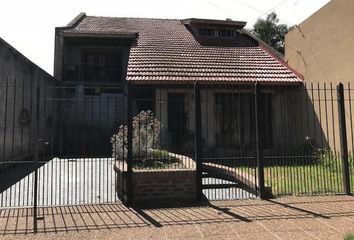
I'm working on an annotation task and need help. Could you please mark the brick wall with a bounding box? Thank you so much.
[132,168,196,205]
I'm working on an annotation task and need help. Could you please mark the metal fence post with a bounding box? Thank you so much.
[194,82,203,201]
[33,85,40,233]
[254,83,266,199]
[337,82,351,195]
[126,82,133,205]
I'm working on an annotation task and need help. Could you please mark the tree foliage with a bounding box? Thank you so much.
[252,12,291,54]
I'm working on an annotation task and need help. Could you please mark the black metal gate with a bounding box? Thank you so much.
[194,83,260,201]
[194,82,354,201]
[0,81,129,228]
[1,79,354,228]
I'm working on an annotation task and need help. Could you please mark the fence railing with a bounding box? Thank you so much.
[1,80,354,211]
[192,82,353,199]
[0,83,125,210]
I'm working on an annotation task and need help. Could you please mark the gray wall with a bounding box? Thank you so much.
[53,36,131,156]
[59,86,125,156]
[0,37,58,163]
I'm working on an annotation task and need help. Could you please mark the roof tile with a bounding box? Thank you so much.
[63,16,302,84]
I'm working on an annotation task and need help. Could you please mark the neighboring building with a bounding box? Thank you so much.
[285,0,354,83]
[54,13,304,156]
[285,0,354,151]
[0,37,57,166]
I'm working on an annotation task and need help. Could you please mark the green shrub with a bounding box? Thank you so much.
[315,148,341,172]
[344,233,354,240]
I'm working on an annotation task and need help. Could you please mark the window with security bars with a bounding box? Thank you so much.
[260,93,273,149]
[83,51,122,82]
[214,92,273,149]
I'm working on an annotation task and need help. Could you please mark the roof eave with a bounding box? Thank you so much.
[240,29,304,81]
[55,12,87,34]
[128,79,303,86]
[62,32,139,39]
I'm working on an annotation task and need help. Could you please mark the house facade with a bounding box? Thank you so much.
[54,13,305,157]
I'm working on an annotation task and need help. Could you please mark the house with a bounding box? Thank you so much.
[285,0,354,151]
[54,13,304,157]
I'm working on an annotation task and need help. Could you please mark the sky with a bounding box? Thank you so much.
[0,0,331,75]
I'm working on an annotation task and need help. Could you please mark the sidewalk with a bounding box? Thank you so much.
[1,195,354,239]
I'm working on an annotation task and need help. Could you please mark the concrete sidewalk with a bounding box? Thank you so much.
[1,195,354,239]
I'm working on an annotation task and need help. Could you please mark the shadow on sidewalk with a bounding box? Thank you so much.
[1,196,354,235]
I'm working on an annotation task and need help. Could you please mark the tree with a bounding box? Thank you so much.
[252,12,291,54]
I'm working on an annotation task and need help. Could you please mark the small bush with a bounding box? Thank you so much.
[314,148,342,173]
[111,110,161,160]
[133,149,182,169]
[344,233,354,240]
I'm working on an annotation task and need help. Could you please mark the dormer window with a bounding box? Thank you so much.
[199,28,215,37]
[197,27,235,39]
[218,29,235,38]
[182,18,246,42]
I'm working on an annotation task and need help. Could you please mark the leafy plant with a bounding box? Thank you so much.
[111,110,161,160]
[149,149,169,158]
[344,233,354,240]
[133,149,182,169]
[315,148,341,172]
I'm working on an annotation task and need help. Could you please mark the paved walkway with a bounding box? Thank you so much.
[0,158,117,207]
[1,195,354,239]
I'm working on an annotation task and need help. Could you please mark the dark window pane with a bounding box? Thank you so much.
[168,93,188,152]
[83,51,122,82]
[218,29,235,38]
[214,92,272,149]
[199,28,215,37]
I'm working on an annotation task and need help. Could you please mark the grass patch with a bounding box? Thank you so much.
[263,153,354,196]
[230,152,354,196]
[344,233,354,240]
[264,163,354,196]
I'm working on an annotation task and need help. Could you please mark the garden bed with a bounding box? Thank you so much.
[132,149,193,169]
[114,150,196,206]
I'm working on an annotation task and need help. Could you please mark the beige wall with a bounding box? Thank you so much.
[285,0,354,84]
[285,0,354,152]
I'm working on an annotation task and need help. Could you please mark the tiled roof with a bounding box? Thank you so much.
[63,16,303,84]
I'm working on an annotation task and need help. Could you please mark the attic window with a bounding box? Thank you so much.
[198,28,215,37]
[218,29,235,38]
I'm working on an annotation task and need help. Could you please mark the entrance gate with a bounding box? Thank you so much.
[0,83,128,211]
[195,83,262,201]
[1,79,354,232]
